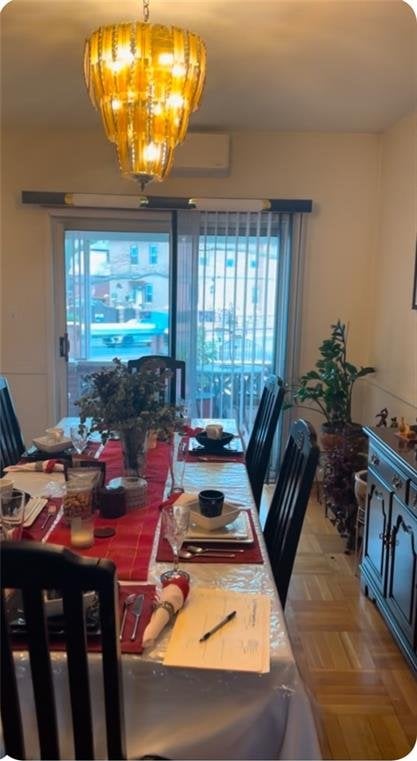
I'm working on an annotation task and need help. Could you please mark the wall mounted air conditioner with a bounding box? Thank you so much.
[172,133,230,177]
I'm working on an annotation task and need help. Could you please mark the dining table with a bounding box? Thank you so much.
[7,418,321,761]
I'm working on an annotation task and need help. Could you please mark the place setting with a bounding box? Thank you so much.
[156,487,263,565]
[6,583,157,655]
[185,423,245,463]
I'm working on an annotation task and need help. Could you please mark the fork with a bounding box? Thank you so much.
[41,504,57,530]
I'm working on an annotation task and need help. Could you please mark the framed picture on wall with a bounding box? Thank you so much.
[413,242,417,310]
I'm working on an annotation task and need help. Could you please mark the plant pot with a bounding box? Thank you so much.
[320,422,367,453]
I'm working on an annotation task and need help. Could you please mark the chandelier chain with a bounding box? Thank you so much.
[143,0,150,23]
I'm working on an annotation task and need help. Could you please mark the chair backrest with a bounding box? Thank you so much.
[245,376,285,509]
[264,418,320,608]
[1,541,126,760]
[127,355,186,405]
[0,375,25,475]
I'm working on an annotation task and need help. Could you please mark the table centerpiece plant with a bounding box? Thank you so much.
[75,358,177,478]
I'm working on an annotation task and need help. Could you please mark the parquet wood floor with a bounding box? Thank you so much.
[268,494,417,760]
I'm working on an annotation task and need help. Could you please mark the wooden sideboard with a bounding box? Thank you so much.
[360,427,417,672]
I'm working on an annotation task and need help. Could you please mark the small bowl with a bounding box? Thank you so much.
[190,502,240,531]
[195,431,234,451]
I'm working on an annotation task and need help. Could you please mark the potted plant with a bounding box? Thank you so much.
[294,320,375,438]
[293,320,375,549]
[75,358,177,477]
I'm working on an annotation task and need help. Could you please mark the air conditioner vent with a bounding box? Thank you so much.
[172,133,230,177]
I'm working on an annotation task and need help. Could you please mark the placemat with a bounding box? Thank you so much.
[9,584,156,655]
[155,512,263,564]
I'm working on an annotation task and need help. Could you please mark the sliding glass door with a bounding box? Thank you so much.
[52,214,173,416]
[53,208,304,473]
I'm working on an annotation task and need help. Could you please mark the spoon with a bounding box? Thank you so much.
[179,549,237,559]
[186,544,245,555]
[119,593,136,640]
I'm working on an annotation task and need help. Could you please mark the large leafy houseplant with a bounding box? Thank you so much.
[294,320,375,431]
[294,321,375,550]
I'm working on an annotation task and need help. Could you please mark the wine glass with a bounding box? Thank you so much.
[70,425,88,455]
[160,503,190,583]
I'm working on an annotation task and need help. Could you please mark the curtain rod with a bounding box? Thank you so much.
[21,191,312,214]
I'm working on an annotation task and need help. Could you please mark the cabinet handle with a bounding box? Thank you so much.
[374,489,384,500]
[391,475,403,490]
[370,454,380,466]
[387,531,398,549]
[378,532,389,546]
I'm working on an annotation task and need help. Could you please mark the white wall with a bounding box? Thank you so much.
[1,122,415,443]
[366,111,417,425]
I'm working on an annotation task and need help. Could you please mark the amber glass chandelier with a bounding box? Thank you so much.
[84,0,206,189]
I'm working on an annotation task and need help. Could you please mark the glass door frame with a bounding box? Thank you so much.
[50,208,174,420]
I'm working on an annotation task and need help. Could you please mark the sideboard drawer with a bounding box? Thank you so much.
[368,445,409,504]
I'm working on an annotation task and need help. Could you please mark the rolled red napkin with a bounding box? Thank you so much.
[5,459,64,473]
[142,577,190,648]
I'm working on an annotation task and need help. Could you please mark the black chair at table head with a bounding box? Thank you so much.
[245,375,285,510]
[127,355,186,406]
[0,374,25,475]
[263,418,320,608]
[1,541,126,760]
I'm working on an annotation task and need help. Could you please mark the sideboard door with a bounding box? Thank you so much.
[386,498,417,648]
[362,472,391,596]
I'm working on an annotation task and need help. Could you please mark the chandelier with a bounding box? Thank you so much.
[84,0,206,190]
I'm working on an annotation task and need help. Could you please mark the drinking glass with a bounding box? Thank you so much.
[1,490,25,541]
[160,503,190,582]
[70,425,89,454]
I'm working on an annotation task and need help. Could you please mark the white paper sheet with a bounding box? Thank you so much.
[164,588,270,673]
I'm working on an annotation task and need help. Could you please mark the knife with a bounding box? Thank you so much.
[130,594,145,641]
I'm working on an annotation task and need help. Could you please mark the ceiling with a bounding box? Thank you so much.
[1,0,416,133]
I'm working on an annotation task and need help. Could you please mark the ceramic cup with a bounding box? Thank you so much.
[198,489,225,518]
[205,424,224,440]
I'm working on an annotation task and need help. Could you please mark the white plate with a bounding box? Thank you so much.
[187,508,253,544]
[33,436,72,454]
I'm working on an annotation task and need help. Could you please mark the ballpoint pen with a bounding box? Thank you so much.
[199,610,237,642]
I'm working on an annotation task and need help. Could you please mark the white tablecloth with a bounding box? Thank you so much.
[10,422,321,760]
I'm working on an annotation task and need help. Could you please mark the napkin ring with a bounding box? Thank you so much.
[154,600,176,624]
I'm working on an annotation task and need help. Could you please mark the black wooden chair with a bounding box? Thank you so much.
[127,355,186,406]
[1,541,126,760]
[264,418,320,608]
[0,374,25,475]
[245,375,285,510]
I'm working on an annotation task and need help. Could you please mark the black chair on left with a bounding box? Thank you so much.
[127,355,186,405]
[264,418,320,608]
[0,374,25,475]
[1,542,126,760]
[245,375,285,510]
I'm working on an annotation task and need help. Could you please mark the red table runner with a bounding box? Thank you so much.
[34,441,170,581]
[155,512,263,564]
